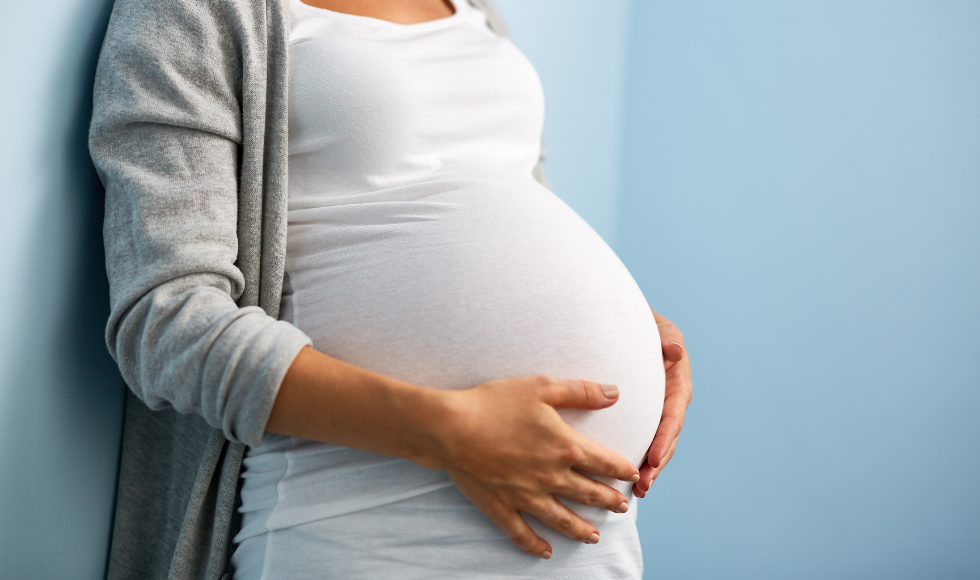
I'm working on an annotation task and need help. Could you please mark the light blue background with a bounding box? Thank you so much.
[0,0,122,578]
[1,0,978,578]
[618,1,980,578]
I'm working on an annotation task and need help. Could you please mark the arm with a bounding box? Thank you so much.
[90,0,311,446]
[633,308,693,497]
[268,347,640,559]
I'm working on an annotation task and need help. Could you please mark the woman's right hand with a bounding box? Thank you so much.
[267,349,637,559]
[428,375,640,560]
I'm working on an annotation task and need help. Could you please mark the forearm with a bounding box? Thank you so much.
[268,344,643,558]
[266,346,452,468]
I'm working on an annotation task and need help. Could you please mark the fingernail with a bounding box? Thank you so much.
[616,502,629,513]
[601,384,618,398]
[539,550,552,560]
[587,533,600,544]
[629,474,640,483]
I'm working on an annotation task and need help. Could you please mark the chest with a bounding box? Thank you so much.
[286,0,545,175]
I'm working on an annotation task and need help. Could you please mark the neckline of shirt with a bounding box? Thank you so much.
[291,0,467,32]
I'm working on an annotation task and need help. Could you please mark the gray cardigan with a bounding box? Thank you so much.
[89,1,540,579]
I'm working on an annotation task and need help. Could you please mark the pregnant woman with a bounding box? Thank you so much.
[90,0,692,579]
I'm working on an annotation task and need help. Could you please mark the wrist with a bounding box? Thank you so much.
[394,385,461,470]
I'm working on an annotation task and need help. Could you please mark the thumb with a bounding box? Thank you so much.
[536,377,620,410]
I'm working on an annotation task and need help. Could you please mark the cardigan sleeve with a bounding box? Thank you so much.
[89,0,311,447]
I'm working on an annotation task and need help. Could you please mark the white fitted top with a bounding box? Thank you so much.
[232,1,664,578]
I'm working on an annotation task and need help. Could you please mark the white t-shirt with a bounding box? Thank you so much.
[232,1,664,578]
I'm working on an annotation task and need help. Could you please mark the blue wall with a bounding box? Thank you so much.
[496,0,632,247]
[617,1,980,578]
[0,1,124,578]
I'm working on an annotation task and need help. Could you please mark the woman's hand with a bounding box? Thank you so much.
[633,309,693,498]
[267,350,637,559]
[432,376,640,560]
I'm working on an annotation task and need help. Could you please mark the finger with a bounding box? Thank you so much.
[632,461,656,498]
[573,437,640,483]
[449,472,554,559]
[647,413,683,469]
[651,309,684,343]
[662,340,684,363]
[633,438,677,497]
[526,496,601,544]
[553,471,631,513]
[649,438,678,485]
[647,369,691,468]
[535,376,620,411]
[496,508,555,558]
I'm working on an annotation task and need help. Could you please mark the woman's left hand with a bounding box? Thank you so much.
[634,309,693,498]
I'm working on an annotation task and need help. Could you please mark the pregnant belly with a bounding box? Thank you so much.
[261,177,664,532]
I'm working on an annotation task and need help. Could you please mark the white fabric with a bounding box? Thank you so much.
[232,1,665,578]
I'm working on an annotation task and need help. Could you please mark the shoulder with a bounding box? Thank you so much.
[101,0,262,56]
[97,0,281,75]
[92,0,280,134]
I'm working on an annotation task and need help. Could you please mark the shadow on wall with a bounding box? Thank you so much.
[0,1,124,578]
